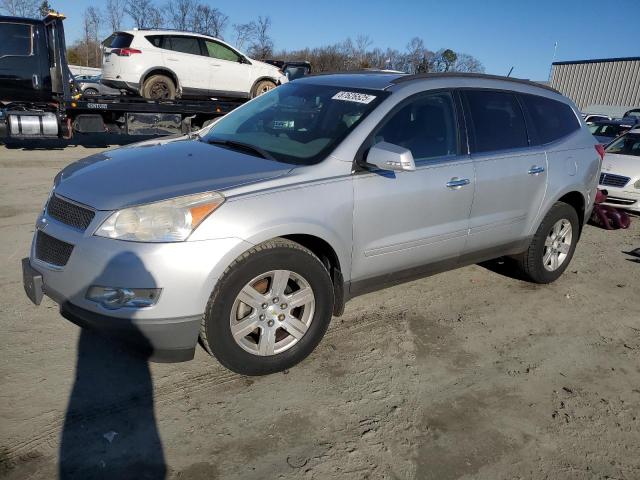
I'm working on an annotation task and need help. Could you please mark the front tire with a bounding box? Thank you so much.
[516,202,580,284]
[251,79,276,98]
[83,88,99,96]
[200,238,334,375]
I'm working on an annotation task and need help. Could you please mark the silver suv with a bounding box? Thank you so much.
[22,73,601,375]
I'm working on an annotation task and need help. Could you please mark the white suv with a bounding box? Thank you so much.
[101,30,288,100]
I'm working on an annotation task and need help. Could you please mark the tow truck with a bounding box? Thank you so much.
[0,12,246,141]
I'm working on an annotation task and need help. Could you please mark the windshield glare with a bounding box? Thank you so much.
[605,133,640,157]
[203,83,387,164]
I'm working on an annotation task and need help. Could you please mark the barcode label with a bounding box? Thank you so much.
[332,91,377,104]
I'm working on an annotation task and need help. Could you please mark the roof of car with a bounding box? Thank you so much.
[123,29,216,39]
[297,71,561,94]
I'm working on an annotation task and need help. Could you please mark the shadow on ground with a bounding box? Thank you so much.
[59,253,167,479]
[2,134,157,150]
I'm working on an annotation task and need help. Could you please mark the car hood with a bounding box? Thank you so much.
[601,153,640,179]
[54,139,293,210]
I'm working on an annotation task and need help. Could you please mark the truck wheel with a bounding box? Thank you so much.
[200,238,334,375]
[142,74,176,100]
[251,79,276,98]
[83,88,98,96]
[516,202,579,284]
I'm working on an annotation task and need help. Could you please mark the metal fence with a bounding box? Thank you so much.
[550,57,640,110]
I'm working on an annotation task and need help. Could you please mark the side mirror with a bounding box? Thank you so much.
[365,142,416,172]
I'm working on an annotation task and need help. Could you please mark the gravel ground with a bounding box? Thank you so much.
[1,139,639,480]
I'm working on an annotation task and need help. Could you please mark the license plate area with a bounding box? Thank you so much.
[22,258,44,305]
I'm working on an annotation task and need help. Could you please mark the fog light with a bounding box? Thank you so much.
[86,286,161,309]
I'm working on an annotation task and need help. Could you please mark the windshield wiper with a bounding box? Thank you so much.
[205,138,274,160]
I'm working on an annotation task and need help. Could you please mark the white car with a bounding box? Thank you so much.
[101,30,288,100]
[599,127,640,212]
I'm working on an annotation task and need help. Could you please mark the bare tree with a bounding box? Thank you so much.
[405,37,430,73]
[167,0,195,31]
[247,16,273,59]
[0,0,39,17]
[452,53,484,73]
[126,0,164,29]
[233,22,256,51]
[86,7,102,66]
[355,34,372,67]
[38,0,51,17]
[106,0,127,32]
[192,4,228,38]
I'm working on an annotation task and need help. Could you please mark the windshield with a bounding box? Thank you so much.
[202,83,388,164]
[605,133,640,157]
[588,123,627,137]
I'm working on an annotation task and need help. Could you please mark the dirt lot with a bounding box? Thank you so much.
[1,139,639,480]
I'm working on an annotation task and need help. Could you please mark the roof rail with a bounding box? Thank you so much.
[306,70,402,78]
[391,72,561,94]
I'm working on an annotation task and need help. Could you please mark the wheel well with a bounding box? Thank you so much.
[281,234,345,317]
[558,191,586,230]
[251,76,278,93]
[141,69,179,90]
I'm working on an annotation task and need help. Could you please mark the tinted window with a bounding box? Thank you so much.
[520,94,579,144]
[374,92,458,160]
[464,90,528,153]
[166,36,202,56]
[145,35,163,48]
[0,23,33,57]
[605,133,640,157]
[205,40,239,62]
[588,123,628,138]
[109,33,133,49]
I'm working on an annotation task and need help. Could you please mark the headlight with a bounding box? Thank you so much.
[95,191,225,242]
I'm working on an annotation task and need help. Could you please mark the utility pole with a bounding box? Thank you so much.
[548,41,558,82]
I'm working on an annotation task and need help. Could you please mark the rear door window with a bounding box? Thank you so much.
[166,36,202,56]
[0,23,33,57]
[520,94,580,144]
[204,40,240,62]
[463,90,528,153]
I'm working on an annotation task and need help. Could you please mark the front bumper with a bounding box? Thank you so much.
[26,208,252,361]
[600,185,640,212]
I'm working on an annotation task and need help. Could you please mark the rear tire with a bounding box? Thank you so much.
[200,238,334,375]
[142,74,176,100]
[83,88,98,96]
[251,79,276,98]
[516,202,580,284]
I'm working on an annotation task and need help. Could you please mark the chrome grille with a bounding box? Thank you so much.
[46,195,95,231]
[35,231,74,267]
[599,173,630,188]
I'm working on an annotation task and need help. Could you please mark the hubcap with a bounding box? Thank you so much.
[229,270,315,356]
[543,219,572,272]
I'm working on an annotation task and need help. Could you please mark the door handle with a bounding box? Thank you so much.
[210,63,221,67]
[32,74,39,88]
[528,166,545,175]
[446,178,470,189]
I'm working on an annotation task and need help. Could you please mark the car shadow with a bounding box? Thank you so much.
[477,256,530,282]
[623,248,640,264]
[59,253,167,479]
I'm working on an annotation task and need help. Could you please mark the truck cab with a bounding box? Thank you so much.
[0,16,57,103]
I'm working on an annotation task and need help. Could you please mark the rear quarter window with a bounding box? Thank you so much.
[520,94,580,144]
[0,23,33,57]
[463,90,529,153]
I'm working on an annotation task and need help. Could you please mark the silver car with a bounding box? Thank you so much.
[23,72,601,375]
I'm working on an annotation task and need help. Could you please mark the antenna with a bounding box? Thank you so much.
[507,66,514,77]
[548,41,558,82]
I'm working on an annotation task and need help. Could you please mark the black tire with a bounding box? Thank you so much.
[141,74,176,100]
[516,202,580,284]
[200,238,334,375]
[251,79,276,98]
[83,88,99,96]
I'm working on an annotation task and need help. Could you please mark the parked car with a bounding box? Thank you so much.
[23,72,600,375]
[589,119,636,144]
[264,60,312,81]
[101,30,288,100]
[582,113,611,124]
[75,74,122,96]
[623,108,640,120]
[599,127,640,212]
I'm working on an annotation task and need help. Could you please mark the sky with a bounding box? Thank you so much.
[45,0,640,80]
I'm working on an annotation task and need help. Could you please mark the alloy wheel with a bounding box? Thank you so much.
[543,219,572,271]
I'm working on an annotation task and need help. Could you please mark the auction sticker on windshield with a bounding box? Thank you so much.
[332,91,377,104]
